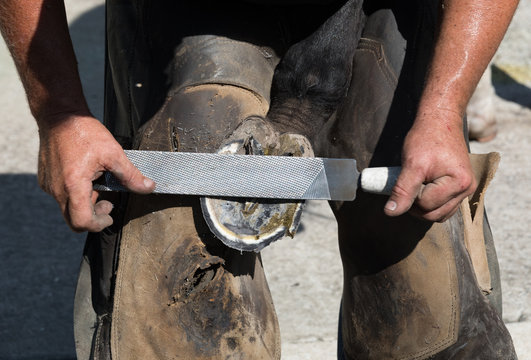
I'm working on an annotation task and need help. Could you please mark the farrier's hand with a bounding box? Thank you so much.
[37,114,155,232]
[384,110,476,222]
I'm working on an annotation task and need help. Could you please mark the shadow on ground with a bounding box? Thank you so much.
[492,64,531,108]
[0,175,84,360]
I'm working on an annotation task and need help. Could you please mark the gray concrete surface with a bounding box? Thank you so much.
[1,1,529,359]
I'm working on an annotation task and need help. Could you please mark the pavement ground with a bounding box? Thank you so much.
[1,1,529,359]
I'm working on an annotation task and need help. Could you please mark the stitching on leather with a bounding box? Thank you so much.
[356,38,399,89]
[93,316,101,358]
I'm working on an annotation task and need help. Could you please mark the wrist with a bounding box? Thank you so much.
[36,107,94,131]
[414,96,465,130]
[36,111,100,146]
[31,88,91,123]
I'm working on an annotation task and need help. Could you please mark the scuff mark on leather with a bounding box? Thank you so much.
[166,243,224,306]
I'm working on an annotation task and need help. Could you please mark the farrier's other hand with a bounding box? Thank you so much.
[383,110,477,222]
[37,114,155,232]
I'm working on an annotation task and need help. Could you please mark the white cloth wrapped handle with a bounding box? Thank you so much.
[360,167,401,195]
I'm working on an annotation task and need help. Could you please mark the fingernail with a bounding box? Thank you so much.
[144,178,155,188]
[385,200,397,212]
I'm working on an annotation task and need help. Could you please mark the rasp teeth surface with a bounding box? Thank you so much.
[96,151,332,200]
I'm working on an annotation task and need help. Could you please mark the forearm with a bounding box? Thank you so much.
[417,0,518,123]
[386,0,518,221]
[0,0,89,124]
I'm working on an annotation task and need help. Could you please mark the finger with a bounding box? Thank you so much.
[384,167,424,217]
[94,200,114,216]
[106,151,156,194]
[410,197,462,223]
[65,182,112,232]
[91,190,99,205]
[414,179,459,212]
[66,201,113,232]
[414,175,473,213]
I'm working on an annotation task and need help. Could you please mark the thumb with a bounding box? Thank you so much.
[107,151,156,194]
[384,167,423,217]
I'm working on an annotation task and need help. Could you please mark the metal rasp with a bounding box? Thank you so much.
[93,150,401,200]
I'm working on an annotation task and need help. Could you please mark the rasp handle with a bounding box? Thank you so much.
[360,166,401,195]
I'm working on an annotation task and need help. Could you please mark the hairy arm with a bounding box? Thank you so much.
[0,0,155,232]
[385,0,518,221]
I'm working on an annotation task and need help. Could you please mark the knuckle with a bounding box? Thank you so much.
[105,151,135,181]
[69,218,90,232]
[391,182,412,199]
[423,212,444,223]
[468,176,478,194]
[455,169,475,192]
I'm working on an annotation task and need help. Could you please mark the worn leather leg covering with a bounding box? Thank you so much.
[77,36,283,359]
[113,38,281,359]
[334,188,515,359]
[431,153,515,359]
[112,197,280,359]
[312,4,516,359]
